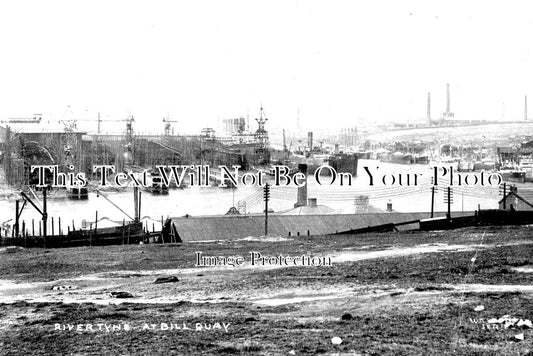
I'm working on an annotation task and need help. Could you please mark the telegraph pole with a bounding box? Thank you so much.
[445,186,453,220]
[499,182,507,210]
[447,187,451,220]
[430,186,435,218]
[503,183,507,210]
[427,92,431,124]
[263,183,270,236]
[14,200,19,237]
[43,187,47,247]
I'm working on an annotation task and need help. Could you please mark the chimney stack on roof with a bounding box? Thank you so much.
[295,164,308,208]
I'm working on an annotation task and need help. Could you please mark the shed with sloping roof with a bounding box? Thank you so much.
[169,211,473,242]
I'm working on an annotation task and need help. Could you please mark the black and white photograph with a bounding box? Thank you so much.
[1,1,532,355]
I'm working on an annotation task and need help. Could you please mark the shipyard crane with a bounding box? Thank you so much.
[286,140,293,160]
[58,106,79,168]
[163,117,178,136]
[123,116,135,164]
[59,118,78,168]
[254,106,270,165]
[72,114,137,164]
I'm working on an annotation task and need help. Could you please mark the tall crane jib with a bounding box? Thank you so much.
[163,117,178,137]
[123,116,135,165]
[60,119,78,169]
[254,106,270,166]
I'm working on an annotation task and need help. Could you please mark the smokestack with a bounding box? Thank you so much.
[526,95,528,121]
[446,83,450,115]
[427,92,431,123]
[295,164,308,207]
[307,132,313,152]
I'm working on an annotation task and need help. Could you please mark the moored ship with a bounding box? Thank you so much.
[327,153,359,175]
[289,153,331,174]
[498,168,526,183]
[67,185,89,199]
[146,171,169,194]
[288,152,359,176]
[519,157,533,181]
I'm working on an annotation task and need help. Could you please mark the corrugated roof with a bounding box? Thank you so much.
[335,204,388,214]
[170,212,473,242]
[280,205,336,215]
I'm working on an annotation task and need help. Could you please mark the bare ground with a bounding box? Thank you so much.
[0,226,532,355]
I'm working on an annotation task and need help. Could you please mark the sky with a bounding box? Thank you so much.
[1,1,532,134]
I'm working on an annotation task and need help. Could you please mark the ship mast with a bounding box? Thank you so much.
[254,106,270,166]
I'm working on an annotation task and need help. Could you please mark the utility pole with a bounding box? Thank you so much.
[14,200,19,237]
[263,183,270,236]
[500,182,507,210]
[446,187,451,220]
[4,126,11,185]
[427,92,431,124]
[97,112,101,134]
[43,188,47,247]
[133,186,139,221]
[445,186,453,220]
[430,186,435,218]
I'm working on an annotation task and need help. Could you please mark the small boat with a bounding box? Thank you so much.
[414,155,429,165]
[519,157,533,181]
[289,153,331,174]
[430,156,460,171]
[146,172,169,194]
[67,186,89,200]
[458,160,474,172]
[498,168,526,183]
[389,152,414,164]
[473,159,497,172]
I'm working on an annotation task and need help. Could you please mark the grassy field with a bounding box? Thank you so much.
[0,226,532,355]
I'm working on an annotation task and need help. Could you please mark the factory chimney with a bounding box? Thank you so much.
[427,92,431,124]
[307,132,313,152]
[525,95,528,121]
[294,164,308,208]
[446,83,451,116]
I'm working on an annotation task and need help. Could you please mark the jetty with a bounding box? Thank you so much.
[1,187,161,248]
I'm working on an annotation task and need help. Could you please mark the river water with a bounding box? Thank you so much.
[0,160,501,231]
